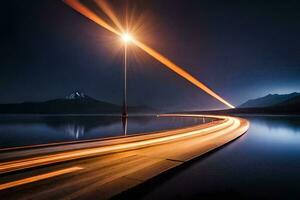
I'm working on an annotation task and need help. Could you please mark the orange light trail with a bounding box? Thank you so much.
[0,167,83,190]
[63,0,235,108]
[0,115,242,174]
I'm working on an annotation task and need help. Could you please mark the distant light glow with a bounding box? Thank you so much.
[121,33,133,43]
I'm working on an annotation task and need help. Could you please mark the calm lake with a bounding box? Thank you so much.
[0,115,214,148]
[123,115,300,199]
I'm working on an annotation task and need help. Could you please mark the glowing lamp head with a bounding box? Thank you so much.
[121,33,133,43]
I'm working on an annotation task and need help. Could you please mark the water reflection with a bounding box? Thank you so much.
[64,124,85,139]
[132,115,300,199]
[0,115,214,148]
[242,116,300,144]
[248,115,300,132]
[122,116,128,136]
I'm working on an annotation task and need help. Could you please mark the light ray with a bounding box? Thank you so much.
[63,0,121,36]
[131,39,235,108]
[63,0,235,108]
[94,0,125,33]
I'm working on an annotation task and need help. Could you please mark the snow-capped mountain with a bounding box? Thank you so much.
[64,91,98,103]
[66,91,86,100]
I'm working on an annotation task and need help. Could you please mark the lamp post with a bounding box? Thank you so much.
[121,33,132,119]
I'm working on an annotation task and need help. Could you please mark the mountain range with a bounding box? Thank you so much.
[194,92,300,115]
[239,92,300,108]
[0,92,154,114]
[233,93,300,114]
[2,92,299,115]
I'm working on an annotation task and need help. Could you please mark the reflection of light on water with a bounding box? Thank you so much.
[64,124,85,139]
[122,117,128,136]
[0,116,216,148]
[249,117,300,144]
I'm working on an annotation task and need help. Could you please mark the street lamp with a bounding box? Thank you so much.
[121,33,133,119]
[121,33,133,43]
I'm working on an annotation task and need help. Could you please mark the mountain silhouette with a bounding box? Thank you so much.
[0,92,154,114]
[239,92,300,108]
[194,92,300,115]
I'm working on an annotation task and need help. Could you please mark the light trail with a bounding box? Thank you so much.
[63,0,235,108]
[0,115,249,199]
[0,167,83,190]
[0,115,248,174]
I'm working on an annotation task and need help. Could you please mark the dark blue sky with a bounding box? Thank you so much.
[1,0,299,110]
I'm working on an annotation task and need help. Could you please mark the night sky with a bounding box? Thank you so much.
[1,0,299,110]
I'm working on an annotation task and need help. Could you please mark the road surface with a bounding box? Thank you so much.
[0,114,249,199]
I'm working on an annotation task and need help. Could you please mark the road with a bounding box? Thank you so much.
[0,114,249,199]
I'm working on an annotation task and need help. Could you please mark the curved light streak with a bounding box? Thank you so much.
[0,115,248,174]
